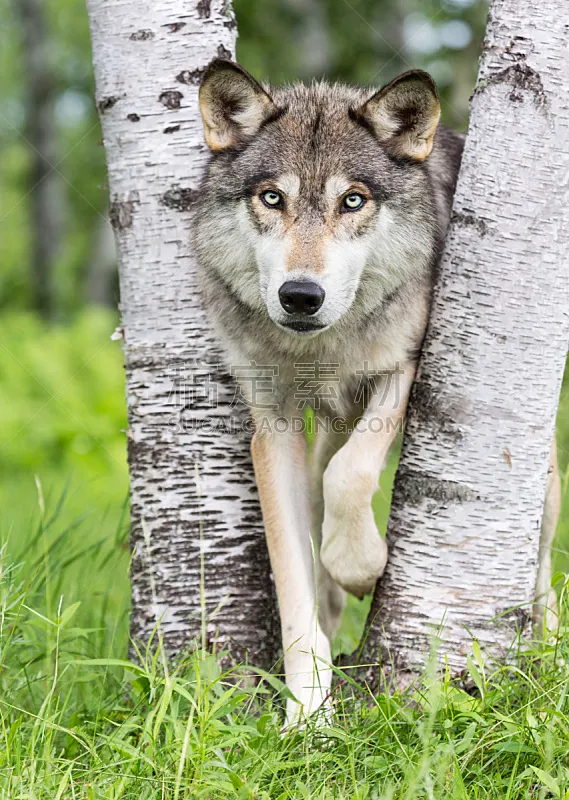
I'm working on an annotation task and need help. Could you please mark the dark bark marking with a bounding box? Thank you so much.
[160,186,199,212]
[505,35,532,60]
[127,113,140,122]
[159,90,183,110]
[223,17,237,30]
[396,467,478,506]
[176,68,205,86]
[409,382,464,442]
[217,45,232,59]
[478,63,548,110]
[130,29,154,41]
[97,95,121,114]
[163,22,186,32]
[197,0,211,18]
[164,124,180,134]
[452,210,489,237]
[109,198,136,230]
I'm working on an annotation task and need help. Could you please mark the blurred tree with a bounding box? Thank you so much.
[13,0,63,317]
[84,214,118,307]
[1,0,108,315]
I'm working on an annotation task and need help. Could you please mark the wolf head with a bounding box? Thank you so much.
[195,60,442,339]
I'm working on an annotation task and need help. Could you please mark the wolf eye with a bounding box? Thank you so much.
[260,190,283,209]
[342,193,366,211]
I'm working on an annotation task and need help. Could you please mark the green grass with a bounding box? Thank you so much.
[1,310,569,797]
[3,518,569,799]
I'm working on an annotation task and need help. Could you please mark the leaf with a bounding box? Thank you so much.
[228,771,245,790]
[454,722,477,754]
[254,670,296,701]
[364,755,388,771]
[445,685,483,714]
[472,640,485,677]
[352,786,371,800]
[58,601,81,628]
[466,654,484,698]
[530,766,560,798]
[69,658,147,674]
[54,766,72,800]
[491,741,534,754]
[319,727,348,741]
[256,713,275,735]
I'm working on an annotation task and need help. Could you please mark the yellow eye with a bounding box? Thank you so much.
[343,193,365,211]
[261,190,283,209]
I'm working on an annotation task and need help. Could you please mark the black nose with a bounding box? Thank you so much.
[278,280,325,316]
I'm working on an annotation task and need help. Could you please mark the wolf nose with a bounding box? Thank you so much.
[278,281,325,316]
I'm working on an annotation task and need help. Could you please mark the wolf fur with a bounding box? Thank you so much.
[194,60,559,725]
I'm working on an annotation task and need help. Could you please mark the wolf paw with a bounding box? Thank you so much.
[320,504,387,598]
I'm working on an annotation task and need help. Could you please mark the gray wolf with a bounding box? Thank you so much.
[194,59,559,725]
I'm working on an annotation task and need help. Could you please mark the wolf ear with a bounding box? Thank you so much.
[354,70,440,161]
[199,59,276,152]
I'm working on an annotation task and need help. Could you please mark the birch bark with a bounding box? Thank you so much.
[86,0,280,669]
[362,0,569,684]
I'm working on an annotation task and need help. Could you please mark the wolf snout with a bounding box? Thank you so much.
[278,281,325,316]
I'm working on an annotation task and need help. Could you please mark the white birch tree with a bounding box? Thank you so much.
[362,0,569,685]
[86,0,280,669]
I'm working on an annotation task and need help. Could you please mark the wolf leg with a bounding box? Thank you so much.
[320,362,416,598]
[533,439,561,633]
[310,423,350,640]
[251,425,331,725]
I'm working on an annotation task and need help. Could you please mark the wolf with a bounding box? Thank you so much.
[194,59,560,725]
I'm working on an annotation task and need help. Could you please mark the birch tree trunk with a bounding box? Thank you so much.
[86,0,280,669]
[362,0,569,686]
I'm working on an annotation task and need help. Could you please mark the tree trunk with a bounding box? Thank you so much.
[16,0,64,318]
[362,0,569,687]
[86,0,280,669]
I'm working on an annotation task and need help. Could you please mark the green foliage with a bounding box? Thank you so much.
[0,310,130,653]
[0,309,126,477]
[3,527,569,798]
[0,309,131,668]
